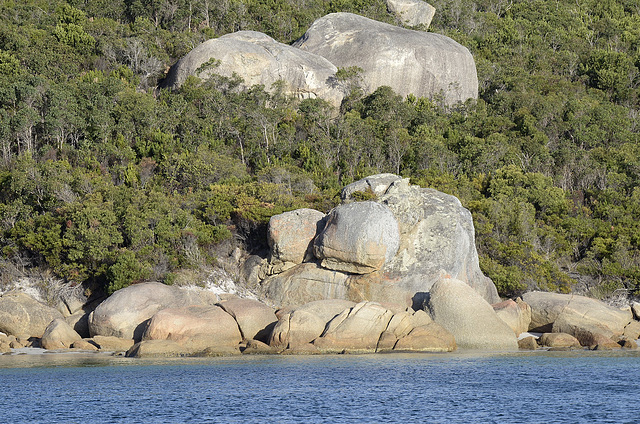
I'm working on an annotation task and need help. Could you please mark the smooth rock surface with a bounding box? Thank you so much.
[143,305,242,350]
[126,339,193,358]
[260,262,350,306]
[631,302,640,320]
[41,318,82,350]
[426,278,518,350]
[293,13,478,106]
[0,292,63,338]
[268,208,325,266]
[391,322,457,352]
[89,282,218,340]
[218,298,277,342]
[164,31,343,107]
[314,201,400,274]
[386,0,436,27]
[71,339,99,351]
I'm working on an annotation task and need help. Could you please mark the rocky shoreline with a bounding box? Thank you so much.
[1,175,639,358]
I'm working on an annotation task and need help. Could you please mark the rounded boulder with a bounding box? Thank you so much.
[314,201,400,274]
[426,277,518,350]
[88,282,218,340]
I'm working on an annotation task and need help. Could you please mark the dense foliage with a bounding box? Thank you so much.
[0,0,638,299]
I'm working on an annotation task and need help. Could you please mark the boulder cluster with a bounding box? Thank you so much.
[1,174,638,357]
[162,9,478,107]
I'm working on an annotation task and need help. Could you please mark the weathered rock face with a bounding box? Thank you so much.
[41,318,82,350]
[90,335,135,352]
[517,336,538,350]
[270,299,355,349]
[0,292,63,338]
[366,177,499,306]
[270,299,456,353]
[163,31,343,108]
[260,262,350,306]
[88,282,218,340]
[314,201,400,274]
[386,0,436,28]
[259,174,499,308]
[268,209,325,266]
[623,321,640,340]
[313,302,394,352]
[143,305,242,350]
[426,278,518,350]
[341,173,402,202]
[293,13,478,106]
[523,291,632,336]
[493,299,531,336]
[218,298,277,342]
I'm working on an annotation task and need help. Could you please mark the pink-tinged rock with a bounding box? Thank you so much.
[268,209,325,265]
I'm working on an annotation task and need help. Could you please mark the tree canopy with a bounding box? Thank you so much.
[0,0,638,301]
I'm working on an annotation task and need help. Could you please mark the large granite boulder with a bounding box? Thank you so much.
[163,31,343,108]
[313,201,400,274]
[143,305,242,350]
[0,292,63,338]
[293,13,478,106]
[268,208,325,266]
[426,277,518,350]
[88,282,218,340]
[218,298,277,342]
[348,177,499,306]
[386,0,436,28]
[259,175,499,308]
[41,318,82,350]
[523,291,632,336]
[270,299,355,349]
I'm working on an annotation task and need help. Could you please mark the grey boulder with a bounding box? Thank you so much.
[293,13,478,106]
[164,31,343,108]
[426,277,518,350]
[314,201,400,274]
[349,176,499,306]
[386,0,436,28]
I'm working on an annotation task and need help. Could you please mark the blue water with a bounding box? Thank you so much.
[1,350,639,423]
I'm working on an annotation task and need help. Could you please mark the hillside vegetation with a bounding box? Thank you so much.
[0,0,638,300]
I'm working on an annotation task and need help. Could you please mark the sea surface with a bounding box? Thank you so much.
[1,349,639,424]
